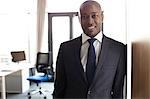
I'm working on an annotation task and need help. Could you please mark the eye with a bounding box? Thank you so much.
[92,14,98,18]
[81,15,86,19]
[81,15,89,20]
[92,14,96,18]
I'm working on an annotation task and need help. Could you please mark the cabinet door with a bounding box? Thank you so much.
[0,69,29,93]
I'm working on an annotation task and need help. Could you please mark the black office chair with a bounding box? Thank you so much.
[27,52,54,99]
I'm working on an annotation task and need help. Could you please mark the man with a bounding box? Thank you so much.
[53,0,126,99]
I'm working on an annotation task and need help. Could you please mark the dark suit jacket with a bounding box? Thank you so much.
[53,35,127,99]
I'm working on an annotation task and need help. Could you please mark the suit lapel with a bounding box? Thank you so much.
[90,35,111,88]
[96,35,110,72]
[73,36,88,85]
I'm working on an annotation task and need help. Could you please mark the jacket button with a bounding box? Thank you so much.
[111,91,113,95]
[88,90,91,95]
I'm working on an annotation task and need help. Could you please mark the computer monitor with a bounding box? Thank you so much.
[11,51,26,62]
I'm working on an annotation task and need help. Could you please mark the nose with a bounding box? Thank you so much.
[87,16,94,25]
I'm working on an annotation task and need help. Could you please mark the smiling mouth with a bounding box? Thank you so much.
[88,26,95,30]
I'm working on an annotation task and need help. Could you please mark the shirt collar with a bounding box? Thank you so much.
[82,32,103,44]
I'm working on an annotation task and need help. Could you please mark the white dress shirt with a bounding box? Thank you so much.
[80,32,103,72]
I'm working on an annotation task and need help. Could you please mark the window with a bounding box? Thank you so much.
[45,0,85,68]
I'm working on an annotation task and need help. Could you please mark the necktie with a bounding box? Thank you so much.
[86,38,96,87]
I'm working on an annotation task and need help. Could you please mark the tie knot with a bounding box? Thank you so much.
[88,38,96,44]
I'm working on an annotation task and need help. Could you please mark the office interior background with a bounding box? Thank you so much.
[0,0,150,98]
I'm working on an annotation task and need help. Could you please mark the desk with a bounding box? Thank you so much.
[0,63,34,99]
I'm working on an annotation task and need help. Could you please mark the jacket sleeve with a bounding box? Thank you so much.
[112,45,127,99]
[53,43,66,99]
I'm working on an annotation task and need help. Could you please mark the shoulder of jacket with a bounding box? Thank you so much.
[61,36,81,45]
[103,35,126,47]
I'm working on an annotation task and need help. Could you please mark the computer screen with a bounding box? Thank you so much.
[11,51,26,62]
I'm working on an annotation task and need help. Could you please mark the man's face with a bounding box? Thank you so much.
[80,4,103,37]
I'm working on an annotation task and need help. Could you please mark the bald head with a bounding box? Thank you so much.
[80,0,102,13]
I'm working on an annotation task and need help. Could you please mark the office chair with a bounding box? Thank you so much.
[27,52,53,99]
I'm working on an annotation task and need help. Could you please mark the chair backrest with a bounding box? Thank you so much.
[36,52,49,73]
[11,51,26,62]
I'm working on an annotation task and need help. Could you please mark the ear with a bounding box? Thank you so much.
[78,12,81,23]
[101,11,104,22]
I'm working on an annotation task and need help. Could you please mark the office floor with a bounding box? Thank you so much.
[6,82,54,99]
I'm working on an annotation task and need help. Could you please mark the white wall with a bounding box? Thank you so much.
[127,0,150,42]
[103,0,126,44]
[0,0,37,64]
